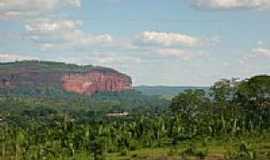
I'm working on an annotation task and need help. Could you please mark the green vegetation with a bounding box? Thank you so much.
[0,75,270,160]
[135,85,209,97]
[0,60,94,73]
[0,60,130,75]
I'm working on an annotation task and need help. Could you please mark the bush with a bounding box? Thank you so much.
[120,148,128,156]
[225,142,256,160]
[180,144,208,159]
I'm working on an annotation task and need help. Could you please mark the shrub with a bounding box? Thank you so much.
[180,144,208,159]
[225,142,256,160]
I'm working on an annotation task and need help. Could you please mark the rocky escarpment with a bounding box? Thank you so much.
[0,61,132,95]
[62,69,132,95]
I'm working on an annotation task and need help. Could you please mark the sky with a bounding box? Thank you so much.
[0,0,270,86]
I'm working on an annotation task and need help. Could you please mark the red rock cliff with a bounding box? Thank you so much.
[0,61,133,95]
[62,69,132,95]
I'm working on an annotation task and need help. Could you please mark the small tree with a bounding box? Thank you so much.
[170,89,209,120]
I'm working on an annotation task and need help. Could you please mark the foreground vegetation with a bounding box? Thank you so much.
[0,75,270,160]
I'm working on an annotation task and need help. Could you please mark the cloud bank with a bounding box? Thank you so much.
[136,31,205,47]
[191,0,270,10]
[0,0,80,19]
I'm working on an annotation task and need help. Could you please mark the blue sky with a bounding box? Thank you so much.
[0,0,270,86]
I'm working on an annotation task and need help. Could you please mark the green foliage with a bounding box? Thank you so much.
[225,142,256,160]
[180,144,208,159]
[135,86,208,97]
[236,75,270,109]
[170,89,209,116]
[0,60,94,73]
[0,74,269,159]
[92,137,107,160]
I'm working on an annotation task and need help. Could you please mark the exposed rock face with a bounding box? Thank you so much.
[62,69,132,95]
[0,61,133,95]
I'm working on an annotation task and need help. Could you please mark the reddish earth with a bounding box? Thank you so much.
[62,69,132,95]
[0,62,133,95]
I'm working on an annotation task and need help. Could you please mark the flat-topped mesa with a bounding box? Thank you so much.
[62,69,132,95]
[0,61,133,95]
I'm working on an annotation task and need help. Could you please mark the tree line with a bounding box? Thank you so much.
[0,75,269,160]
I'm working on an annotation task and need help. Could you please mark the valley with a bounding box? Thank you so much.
[0,61,269,160]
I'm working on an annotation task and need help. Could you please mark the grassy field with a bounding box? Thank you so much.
[106,137,270,160]
[4,137,269,160]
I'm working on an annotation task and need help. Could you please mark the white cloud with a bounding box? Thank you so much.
[0,53,37,62]
[136,31,206,47]
[25,19,82,35]
[155,48,207,61]
[56,54,142,67]
[238,47,270,77]
[29,29,210,62]
[0,0,80,19]
[241,47,270,65]
[63,31,113,46]
[257,40,263,45]
[252,47,270,58]
[191,0,270,10]
[132,31,211,61]
[25,19,114,50]
[33,31,114,50]
[95,56,142,65]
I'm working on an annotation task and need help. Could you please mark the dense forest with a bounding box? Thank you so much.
[0,75,270,160]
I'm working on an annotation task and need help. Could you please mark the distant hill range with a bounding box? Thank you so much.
[135,86,209,97]
[0,61,208,98]
[0,60,132,96]
[0,61,170,114]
